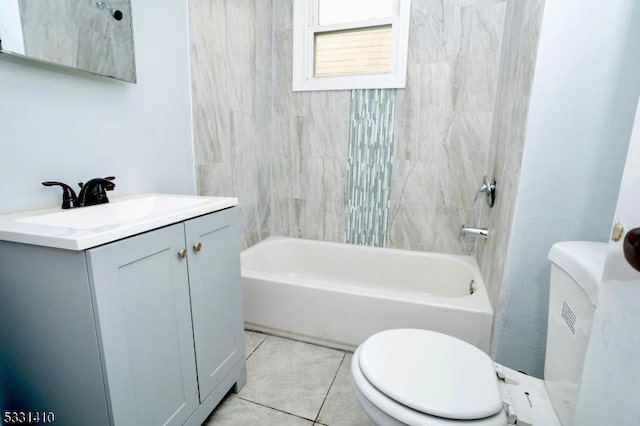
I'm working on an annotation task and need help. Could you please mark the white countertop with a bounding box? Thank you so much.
[0,193,238,250]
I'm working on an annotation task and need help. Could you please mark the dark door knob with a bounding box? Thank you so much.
[623,227,640,272]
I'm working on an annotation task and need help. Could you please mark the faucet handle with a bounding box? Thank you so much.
[77,177,117,207]
[78,177,114,188]
[474,175,496,207]
[42,181,78,209]
[103,176,116,189]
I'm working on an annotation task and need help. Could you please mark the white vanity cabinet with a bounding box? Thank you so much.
[0,202,245,426]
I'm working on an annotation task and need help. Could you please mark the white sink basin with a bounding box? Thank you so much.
[0,193,238,250]
[18,195,214,230]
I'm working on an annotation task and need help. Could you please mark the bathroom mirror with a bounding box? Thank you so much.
[0,0,136,83]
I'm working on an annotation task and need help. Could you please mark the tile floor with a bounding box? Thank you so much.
[202,331,374,425]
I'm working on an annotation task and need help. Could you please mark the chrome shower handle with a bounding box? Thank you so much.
[474,175,496,207]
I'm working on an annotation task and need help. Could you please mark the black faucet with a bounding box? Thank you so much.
[42,176,116,209]
[76,177,116,207]
[41,181,79,209]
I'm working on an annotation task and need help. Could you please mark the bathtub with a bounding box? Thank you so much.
[241,237,494,352]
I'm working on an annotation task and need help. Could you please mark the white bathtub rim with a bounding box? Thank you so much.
[242,236,493,314]
[242,272,493,315]
[242,236,482,269]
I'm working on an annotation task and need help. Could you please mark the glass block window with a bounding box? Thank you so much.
[293,0,411,91]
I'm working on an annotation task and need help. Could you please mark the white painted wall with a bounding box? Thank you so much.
[491,0,640,377]
[0,0,25,55]
[573,95,640,426]
[0,0,195,214]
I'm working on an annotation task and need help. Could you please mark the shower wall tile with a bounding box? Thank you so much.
[388,160,476,254]
[407,0,504,66]
[272,0,505,253]
[272,0,351,241]
[272,197,304,238]
[190,0,273,249]
[476,0,546,308]
[388,0,505,254]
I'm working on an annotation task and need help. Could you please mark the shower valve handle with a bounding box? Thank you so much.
[475,175,496,207]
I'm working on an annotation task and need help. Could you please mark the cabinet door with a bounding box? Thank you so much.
[87,224,198,426]
[185,209,244,401]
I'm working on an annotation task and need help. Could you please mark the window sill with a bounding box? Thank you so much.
[292,73,406,92]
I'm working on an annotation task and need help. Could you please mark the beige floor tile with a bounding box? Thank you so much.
[239,335,345,421]
[244,330,268,359]
[317,353,374,426]
[203,394,313,425]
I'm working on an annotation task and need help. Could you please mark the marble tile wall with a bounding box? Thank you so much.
[18,0,136,82]
[190,0,273,249]
[271,0,351,242]
[475,0,546,309]
[388,0,506,254]
[272,0,506,253]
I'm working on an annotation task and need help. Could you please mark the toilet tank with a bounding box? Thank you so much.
[544,241,607,426]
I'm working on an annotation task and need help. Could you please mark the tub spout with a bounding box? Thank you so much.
[460,225,488,239]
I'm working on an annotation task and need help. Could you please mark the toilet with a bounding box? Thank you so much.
[351,241,607,426]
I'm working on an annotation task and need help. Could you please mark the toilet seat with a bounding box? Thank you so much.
[358,329,503,420]
[351,345,507,425]
[351,329,560,425]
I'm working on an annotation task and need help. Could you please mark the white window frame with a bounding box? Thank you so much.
[292,0,411,92]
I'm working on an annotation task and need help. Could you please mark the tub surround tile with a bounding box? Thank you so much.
[304,91,351,162]
[239,335,345,421]
[387,160,476,254]
[345,89,397,247]
[317,354,375,426]
[203,394,313,425]
[476,0,545,310]
[476,0,548,376]
[270,34,351,238]
[319,160,348,243]
[190,0,504,257]
[407,0,504,65]
[191,0,509,311]
[389,0,504,253]
[225,1,257,114]
[190,0,506,258]
[190,0,273,249]
[302,158,347,241]
[270,0,504,253]
[275,115,306,200]
[269,0,348,243]
[272,197,305,238]
[272,162,346,242]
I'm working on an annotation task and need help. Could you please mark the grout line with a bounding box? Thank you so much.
[236,395,318,423]
[245,331,269,361]
[249,330,353,353]
[314,352,347,424]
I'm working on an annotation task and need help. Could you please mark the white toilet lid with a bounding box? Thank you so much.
[358,329,503,420]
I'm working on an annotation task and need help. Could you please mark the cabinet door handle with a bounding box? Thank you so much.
[178,248,187,259]
[193,242,202,252]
